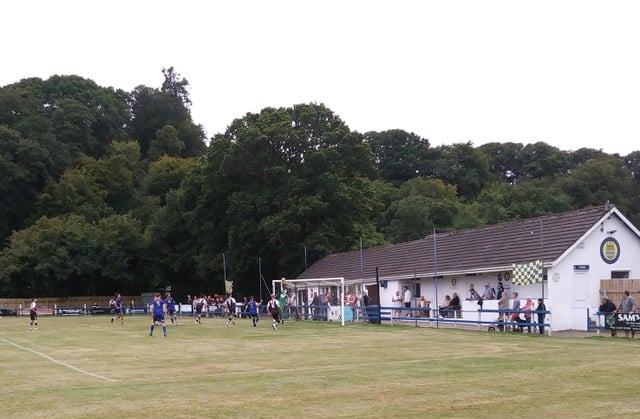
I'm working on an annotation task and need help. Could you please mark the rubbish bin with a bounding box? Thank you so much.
[365,305,380,324]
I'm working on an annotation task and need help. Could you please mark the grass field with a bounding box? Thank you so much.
[0,314,638,419]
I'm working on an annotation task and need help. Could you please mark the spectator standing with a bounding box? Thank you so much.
[510,292,521,331]
[497,290,510,327]
[289,292,299,320]
[599,296,617,337]
[403,286,412,316]
[618,291,637,338]
[310,292,319,320]
[496,282,505,300]
[536,298,546,335]
[319,292,329,320]
[482,282,495,300]
[392,290,403,318]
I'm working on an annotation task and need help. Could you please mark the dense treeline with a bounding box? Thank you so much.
[1,70,639,299]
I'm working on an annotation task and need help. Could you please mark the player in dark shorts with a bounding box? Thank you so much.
[194,295,204,324]
[246,296,261,327]
[266,294,281,331]
[110,293,124,325]
[29,298,38,331]
[225,293,237,327]
[165,292,177,325]
[149,293,167,337]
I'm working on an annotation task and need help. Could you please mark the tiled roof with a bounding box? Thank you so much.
[299,206,611,282]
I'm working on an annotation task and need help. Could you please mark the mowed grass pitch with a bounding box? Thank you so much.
[0,315,638,419]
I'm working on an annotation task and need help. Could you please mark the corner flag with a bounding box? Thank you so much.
[511,259,543,286]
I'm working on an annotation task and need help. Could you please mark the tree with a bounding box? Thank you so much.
[477,142,524,184]
[473,179,573,224]
[0,125,53,244]
[624,151,640,226]
[379,178,459,242]
[519,142,568,179]
[161,66,192,108]
[36,141,143,219]
[562,155,633,212]
[0,214,149,297]
[42,75,129,158]
[140,156,199,204]
[431,142,491,200]
[128,68,206,158]
[146,125,186,161]
[36,167,113,222]
[189,103,380,295]
[364,129,433,185]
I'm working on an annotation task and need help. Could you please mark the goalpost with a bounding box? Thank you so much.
[272,277,346,326]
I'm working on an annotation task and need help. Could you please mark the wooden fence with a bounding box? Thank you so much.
[600,279,640,306]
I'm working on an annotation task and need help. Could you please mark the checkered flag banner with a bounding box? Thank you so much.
[511,259,543,286]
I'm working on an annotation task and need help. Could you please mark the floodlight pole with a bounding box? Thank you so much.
[340,277,345,327]
[434,227,439,329]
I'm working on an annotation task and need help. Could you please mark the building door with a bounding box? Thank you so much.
[366,284,379,305]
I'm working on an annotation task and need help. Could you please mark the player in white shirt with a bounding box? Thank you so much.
[224,293,237,327]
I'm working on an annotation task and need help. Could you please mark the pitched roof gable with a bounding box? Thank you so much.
[299,206,612,282]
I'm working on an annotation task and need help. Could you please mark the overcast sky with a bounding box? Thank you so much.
[3,1,639,155]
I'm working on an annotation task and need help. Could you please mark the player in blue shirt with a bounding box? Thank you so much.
[165,292,177,325]
[110,293,124,325]
[246,296,261,327]
[149,293,167,337]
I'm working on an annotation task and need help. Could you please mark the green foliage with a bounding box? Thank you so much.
[36,141,143,219]
[519,141,568,179]
[379,178,460,241]
[562,155,633,213]
[365,129,433,184]
[191,103,380,295]
[431,142,491,200]
[36,167,114,222]
[473,179,572,224]
[146,125,185,161]
[0,125,53,243]
[128,68,206,159]
[477,141,524,184]
[140,156,198,203]
[0,214,148,296]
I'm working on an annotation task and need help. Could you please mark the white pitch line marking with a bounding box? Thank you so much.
[0,337,117,382]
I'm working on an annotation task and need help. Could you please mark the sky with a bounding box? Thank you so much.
[3,1,639,156]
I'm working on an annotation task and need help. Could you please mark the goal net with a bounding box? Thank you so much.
[272,277,351,326]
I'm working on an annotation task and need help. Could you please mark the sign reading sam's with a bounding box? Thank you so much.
[613,313,640,331]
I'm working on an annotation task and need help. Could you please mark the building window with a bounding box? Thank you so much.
[611,271,629,279]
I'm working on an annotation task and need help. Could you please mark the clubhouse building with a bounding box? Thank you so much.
[297,205,640,331]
